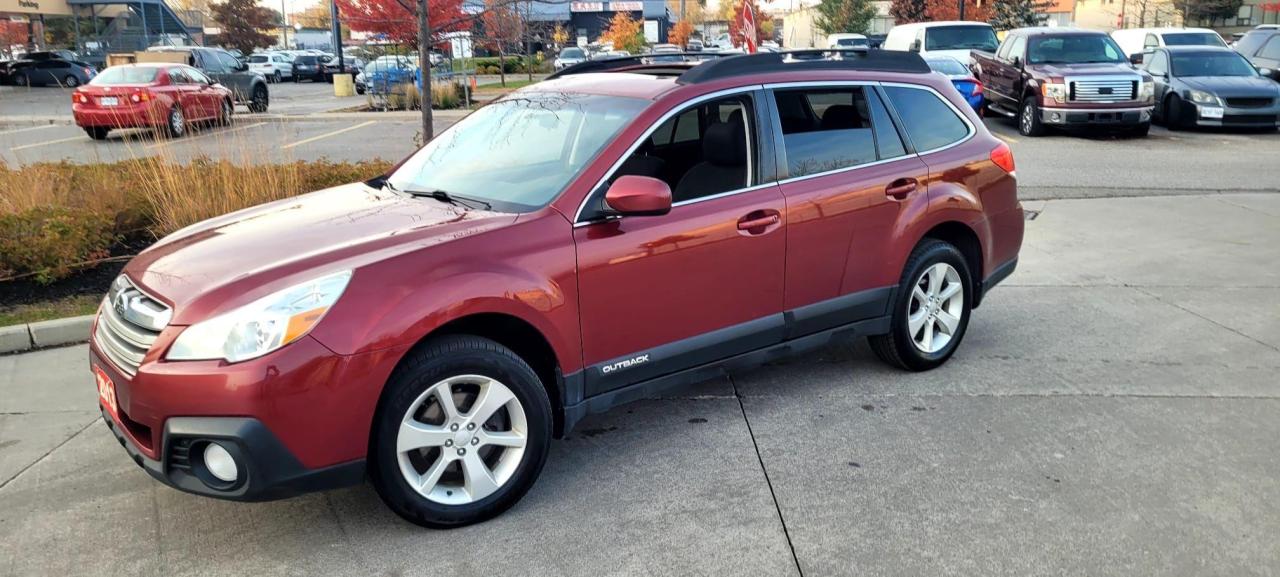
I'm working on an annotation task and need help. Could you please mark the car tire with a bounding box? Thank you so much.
[356,85,365,95]
[869,239,973,372]
[247,85,268,113]
[1165,95,1188,131]
[84,126,110,140]
[273,71,282,83]
[164,106,186,138]
[64,75,79,87]
[1128,122,1150,138]
[13,73,27,87]
[369,335,553,529]
[217,98,233,127]
[1018,95,1046,137]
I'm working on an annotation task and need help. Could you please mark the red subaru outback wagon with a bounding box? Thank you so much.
[91,51,1023,528]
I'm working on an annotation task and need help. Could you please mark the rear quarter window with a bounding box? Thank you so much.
[882,85,971,152]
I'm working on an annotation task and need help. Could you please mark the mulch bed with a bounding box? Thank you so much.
[0,235,153,309]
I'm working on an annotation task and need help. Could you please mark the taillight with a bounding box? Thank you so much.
[970,80,984,97]
[130,90,151,103]
[84,67,92,75]
[71,92,86,104]
[990,142,1015,174]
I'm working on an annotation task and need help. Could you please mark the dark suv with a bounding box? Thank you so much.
[90,51,1023,528]
[145,47,269,112]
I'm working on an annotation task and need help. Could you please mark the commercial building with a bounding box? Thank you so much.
[1,0,196,62]
[528,0,670,45]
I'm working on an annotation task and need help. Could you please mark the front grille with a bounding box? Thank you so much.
[94,275,170,376]
[1223,114,1277,124]
[1225,97,1274,108]
[1069,79,1138,102]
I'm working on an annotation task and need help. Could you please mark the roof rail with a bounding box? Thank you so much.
[546,52,732,80]
[677,50,931,84]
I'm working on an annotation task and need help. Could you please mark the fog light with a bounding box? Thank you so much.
[203,443,238,483]
[1051,112,1062,122]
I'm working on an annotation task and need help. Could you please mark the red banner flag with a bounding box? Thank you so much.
[739,0,757,54]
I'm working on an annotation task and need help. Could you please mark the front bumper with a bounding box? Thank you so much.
[1187,102,1280,127]
[101,408,365,501]
[1040,105,1153,127]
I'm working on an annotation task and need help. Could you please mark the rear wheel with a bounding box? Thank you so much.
[63,75,80,87]
[84,126,110,140]
[1018,95,1046,137]
[870,239,973,371]
[217,98,233,127]
[164,106,186,138]
[13,73,28,87]
[370,335,552,528]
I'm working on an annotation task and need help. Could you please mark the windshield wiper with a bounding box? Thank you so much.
[383,181,491,210]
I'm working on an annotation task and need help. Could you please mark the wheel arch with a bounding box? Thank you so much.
[919,221,986,307]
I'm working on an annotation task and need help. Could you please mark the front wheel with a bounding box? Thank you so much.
[217,98,233,127]
[247,85,268,113]
[1127,122,1150,138]
[1019,96,1046,137]
[870,239,973,371]
[370,335,553,528]
[1165,95,1189,131]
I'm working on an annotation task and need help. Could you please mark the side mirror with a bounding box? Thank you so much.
[604,175,671,217]
[236,61,249,72]
[909,39,921,53]
[1259,67,1276,79]
[1011,55,1022,68]
[1129,53,1145,65]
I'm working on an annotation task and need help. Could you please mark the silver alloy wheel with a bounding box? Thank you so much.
[170,107,185,136]
[908,262,964,354]
[65,75,79,87]
[396,374,528,505]
[1021,102,1033,134]
[221,100,232,125]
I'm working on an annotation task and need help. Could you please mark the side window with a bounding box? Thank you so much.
[1260,36,1280,59]
[1146,51,1168,76]
[996,38,1011,60]
[609,94,756,205]
[882,86,971,152]
[200,51,227,73]
[867,89,906,159]
[772,87,884,178]
[1144,34,1159,50]
[216,51,241,71]
[168,68,189,83]
[186,67,212,84]
[1007,36,1027,62]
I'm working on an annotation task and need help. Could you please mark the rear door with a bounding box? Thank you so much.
[183,66,219,119]
[769,83,931,332]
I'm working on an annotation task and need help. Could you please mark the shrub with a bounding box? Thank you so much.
[0,207,114,284]
[431,81,463,109]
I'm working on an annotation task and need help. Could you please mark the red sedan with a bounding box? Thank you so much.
[72,63,234,140]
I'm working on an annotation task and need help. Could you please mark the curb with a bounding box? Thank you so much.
[0,315,94,355]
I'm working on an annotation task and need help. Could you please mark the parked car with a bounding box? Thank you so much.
[971,27,1154,137]
[1142,46,1280,130]
[71,63,233,140]
[292,54,328,82]
[322,56,365,80]
[6,58,96,87]
[25,49,84,63]
[247,53,293,83]
[686,39,704,52]
[926,55,984,113]
[1233,28,1280,82]
[828,33,869,50]
[883,21,999,63]
[553,47,587,69]
[360,56,418,93]
[1111,27,1226,64]
[90,50,1022,528]
[146,46,269,112]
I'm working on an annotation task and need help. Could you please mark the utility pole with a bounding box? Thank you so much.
[958,0,965,20]
[418,0,433,141]
[330,0,343,70]
[281,0,290,48]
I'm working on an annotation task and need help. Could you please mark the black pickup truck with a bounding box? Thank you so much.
[971,28,1155,137]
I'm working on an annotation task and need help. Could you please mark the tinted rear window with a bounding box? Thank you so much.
[882,86,970,152]
[773,87,906,178]
[561,48,585,58]
[249,55,268,63]
[925,25,998,52]
[1162,32,1225,47]
[90,67,160,85]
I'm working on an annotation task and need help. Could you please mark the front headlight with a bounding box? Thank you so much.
[1139,81,1154,101]
[1187,89,1220,105]
[167,270,352,363]
[1042,82,1067,103]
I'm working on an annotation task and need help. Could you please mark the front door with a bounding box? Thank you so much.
[574,92,787,396]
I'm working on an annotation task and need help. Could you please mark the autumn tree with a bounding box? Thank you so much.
[337,0,470,45]
[669,19,695,47]
[987,0,1052,28]
[291,4,334,29]
[600,11,645,54]
[552,23,569,47]
[923,0,990,21]
[815,0,876,34]
[482,0,522,85]
[729,0,768,48]
[209,0,278,54]
[889,0,927,23]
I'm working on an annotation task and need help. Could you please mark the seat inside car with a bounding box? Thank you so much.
[672,110,748,202]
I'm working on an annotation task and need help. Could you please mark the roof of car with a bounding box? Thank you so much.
[528,72,680,100]
[1009,27,1108,37]
[892,21,993,30]
[1114,27,1219,35]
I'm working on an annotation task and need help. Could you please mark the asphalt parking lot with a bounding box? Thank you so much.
[2,83,1280,576]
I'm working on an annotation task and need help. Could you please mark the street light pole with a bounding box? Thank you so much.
[958,0,965,21]
[418,0,433,141]
[281,0,289,48]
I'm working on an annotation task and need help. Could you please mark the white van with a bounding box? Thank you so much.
[827,33,869,49]
[882,21,999,63]
[1110,27,1226,61]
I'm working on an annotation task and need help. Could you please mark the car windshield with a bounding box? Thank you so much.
[1029,35,1125,64]
[561,48,585,59]
[1171,52,1258,77]
[836,37,868,47]
[926,57,970,75]
[90,67,160,85]
[387,92,648,212]
[1163,32,1225,47]
[925,26,998,51]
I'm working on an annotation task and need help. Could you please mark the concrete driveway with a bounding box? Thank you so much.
[2,190,1277,576]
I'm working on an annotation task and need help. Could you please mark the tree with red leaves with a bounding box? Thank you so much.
[923,0,991,21]
[729,0,767,49]
[0,21,27,60]
[337,0,470,45]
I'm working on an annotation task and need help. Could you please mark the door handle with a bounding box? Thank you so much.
[885,178,918,200]
[737,212,780,231]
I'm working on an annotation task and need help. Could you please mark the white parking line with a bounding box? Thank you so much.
[145,122,268,149]
[0,124,60,136]
[10,135,86,152]
[281,120,377,150]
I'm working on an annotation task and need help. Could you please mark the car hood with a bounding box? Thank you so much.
[125,182,517,324]
[1180,76,1279,97]
[1033,62,1141,77]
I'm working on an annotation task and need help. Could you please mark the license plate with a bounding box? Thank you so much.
[94,365,118,418]
[99,96,118,106]
[1200,106,1224,119]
